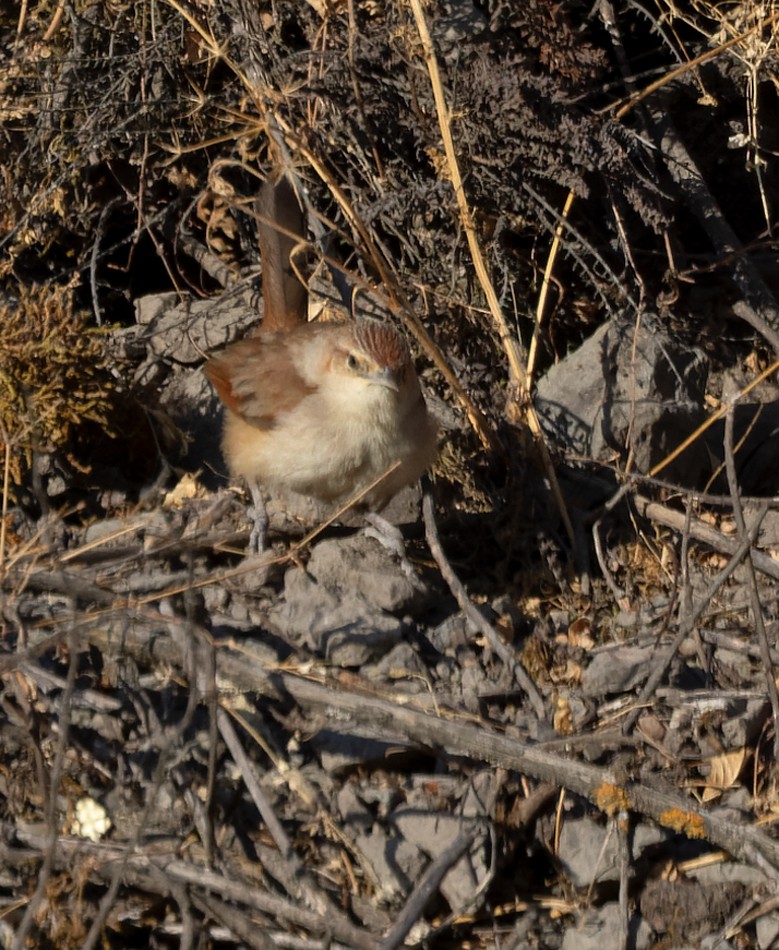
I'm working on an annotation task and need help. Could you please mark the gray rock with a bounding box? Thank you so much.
[615,609,639,629]
[535,314,779,494]
[561,904,652,950]
[715,648,754,686]
[581,646,654,697]
[557,818,666,887]
[563,694,591,732]
[309,729,400,773]
[336,784,372,830]
[135,288,258,364]
[720,698,769,747]
[267,530,432,665]
[305,533,427,613]
[757,913,779,950]
[362,642,429,683]
[392,808,488,911]
[83,511,174,547]
[358,783,400,816]
[349,893,394,935]
[128,288,259,480]
[558,817,618,886]
[269,545,407,666]
[536,317,708,484]
[354,825,426,902]
[428,614,470,655]
[688,859,768,887]
[640,876,747,943]
[84,516,134,544]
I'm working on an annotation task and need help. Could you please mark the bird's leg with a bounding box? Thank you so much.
[247,480,268,554]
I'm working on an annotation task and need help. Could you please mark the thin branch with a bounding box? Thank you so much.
[422,483,547,720]
[379,830,478,950]
[622,505,769,734]
[10,624,79,950]
[723,391,779,759]
[407,0,576,552]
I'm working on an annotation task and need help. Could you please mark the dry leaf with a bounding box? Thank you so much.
[700,747,746,802]
[553,695,573,735]
[163,472,203,509]
[566,617,595,650]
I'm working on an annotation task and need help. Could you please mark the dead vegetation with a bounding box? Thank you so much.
[0,284,117,485]
[3,1,779,948]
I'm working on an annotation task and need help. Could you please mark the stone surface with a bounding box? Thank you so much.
[557,818,667,887]
[392,808,488,912]
[757,913,779,950]
[135,288,259,364]
[305,533,428,613]
[272,569,404,664]
[354,825,426,902]
[580,646,655,697]
[560,903,652,950]
[535,316,709,485]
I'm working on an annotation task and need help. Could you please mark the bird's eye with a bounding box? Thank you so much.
[346,353,359,371]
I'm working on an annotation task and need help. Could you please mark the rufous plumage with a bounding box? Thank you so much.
[204,173,437,546]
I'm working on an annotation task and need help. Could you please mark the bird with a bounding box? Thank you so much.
[204,173,438,551]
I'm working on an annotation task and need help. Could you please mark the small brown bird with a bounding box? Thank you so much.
[204,174,437,549]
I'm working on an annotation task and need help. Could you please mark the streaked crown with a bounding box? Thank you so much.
[355,320,411,376]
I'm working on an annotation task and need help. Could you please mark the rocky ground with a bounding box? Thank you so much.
[4,2,779,948]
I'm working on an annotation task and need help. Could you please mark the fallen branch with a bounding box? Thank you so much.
[633,494,779,581]
[80,619,779,881]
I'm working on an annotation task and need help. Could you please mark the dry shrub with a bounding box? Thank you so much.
[0,284,117,485]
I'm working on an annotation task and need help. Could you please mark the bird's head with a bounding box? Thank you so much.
[327,320,418,408]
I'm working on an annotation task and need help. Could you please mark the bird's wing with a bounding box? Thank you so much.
[204,334,315,429]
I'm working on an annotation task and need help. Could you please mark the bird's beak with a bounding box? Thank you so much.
[369,366,400,392]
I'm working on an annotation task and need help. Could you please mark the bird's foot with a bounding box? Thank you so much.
[247,504,268,555]
[363,512,415,578]
[247,481,269,556]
